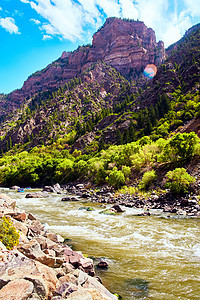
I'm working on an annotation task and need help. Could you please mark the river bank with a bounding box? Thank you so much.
[1,186,200,299]
[0,192,118,300]
[60,183,200,218]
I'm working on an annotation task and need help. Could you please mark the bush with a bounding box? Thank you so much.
[165,168,195,194]
[55,158,74,183]
[0,216,20,249]
[106,167,125,188]
[164,132,199,162]
[117,185,138,195]
[138,170,157,191]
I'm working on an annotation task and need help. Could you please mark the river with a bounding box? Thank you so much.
[2,188,200,299]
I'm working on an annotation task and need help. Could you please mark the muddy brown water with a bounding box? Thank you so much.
[2,188,200,299]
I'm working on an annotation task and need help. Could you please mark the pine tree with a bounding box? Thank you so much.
[148,106,157,126]
[99,139,105,151]
[86,122,92,132]
[144,119,153,135]
[116,129,123,145]
[123,129,130,144]
[161,94,171,113]
[76,120,82,134]
[129,122,136,141]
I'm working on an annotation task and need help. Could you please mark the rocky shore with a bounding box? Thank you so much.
[0,192,118,300]
[61,183,200,218]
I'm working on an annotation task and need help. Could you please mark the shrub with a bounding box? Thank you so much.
[55,158,74,182]
[106,167,125,188]
[74,159,87,176]
[117,185,138,195]
[165,168,195,194]
[122,165,131,178]
[163,132,199,162]
[0,216,20,249]
[138,170,157,191]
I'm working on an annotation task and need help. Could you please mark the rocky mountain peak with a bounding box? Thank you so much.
[91,17,165,77]
[1,18,165,117]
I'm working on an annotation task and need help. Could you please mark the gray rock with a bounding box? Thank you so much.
[25,192,49,198]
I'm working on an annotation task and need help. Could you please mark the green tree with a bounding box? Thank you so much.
[165,132,199,161]
[165,168,195,194]
[129,122,136,141]
[55,158,74,183]
[106,167,125,188]
[116,129,123,145]
[138,170,157,191]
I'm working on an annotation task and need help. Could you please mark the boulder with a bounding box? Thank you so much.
[99,209,116,215]
[28,220,45,235]
[45,232,64,243]
[28,212,38,220]
[72,270,118,300]
[11,216,28,234]
[97,259,108,269]
[17,240,61,267]
[9,186,20,190]
[53,183,62,194]
[54,282,78,298]
[0,241,7,251]
[0,250,59,298]
[1,208,15,217]
[24,277,47,300]
[0,194,16,210]
[61,196,79,202]
[43,186,55,193]
[65,288,93,300]
[0,278,34,300]
[18,232,29,244]
[86,288,114,300]
[12,211,27,222]
[34,236,58,250]
[78,207,94,211]
[25,192,49,198]
[111,204,125,213]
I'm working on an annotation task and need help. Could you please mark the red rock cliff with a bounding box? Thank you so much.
[3,17,165,112]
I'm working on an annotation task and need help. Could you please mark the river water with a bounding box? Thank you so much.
[2,188,200,299]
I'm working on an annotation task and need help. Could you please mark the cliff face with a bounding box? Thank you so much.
[91,18,165,77]
[2,18,165,115]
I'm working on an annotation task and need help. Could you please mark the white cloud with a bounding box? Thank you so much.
[0,17,20,34]
[30,18,41,24]
[134,0,192,47]
[41,23,59,35]
[42,34,52,40]
[19,0,198,47]
[183,0,200,17]
[96,0,121,17]
[28,0,83,41]
[13,10,24,17]
[0,7,2,11]
[20,0,30,3]
[119,0,138,19]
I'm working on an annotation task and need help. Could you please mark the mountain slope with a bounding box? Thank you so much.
[0,62,130,152]
[1,22,200,154]
[0,21,200,192]
[0,17,165,119]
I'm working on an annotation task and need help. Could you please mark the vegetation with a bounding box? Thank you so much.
[138,170,157,191]
[165,168,196,194]
[0,22,200,195]
[0,216,20,250]
[0,132,199,193]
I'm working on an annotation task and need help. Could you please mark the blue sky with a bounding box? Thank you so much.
[0,0,200,94]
